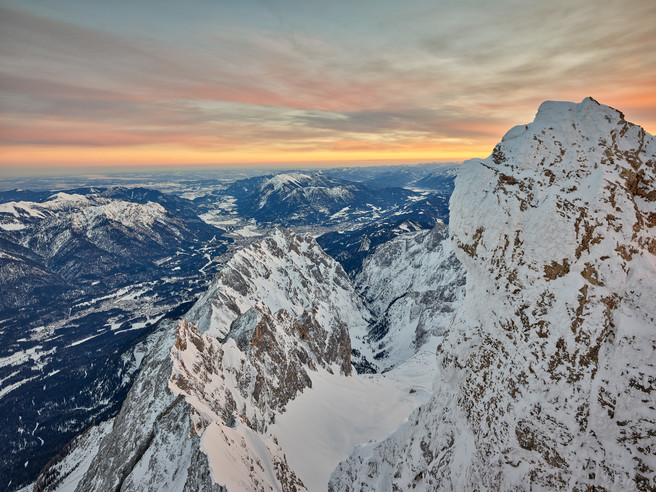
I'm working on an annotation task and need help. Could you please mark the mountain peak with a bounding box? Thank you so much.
[500,98,634,154]
[331,100,656,491]
[263,172,313,188]
[534,96,623,125]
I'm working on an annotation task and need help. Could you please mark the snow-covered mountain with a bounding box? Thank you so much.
[183,227,376,371]
[32,221,471,491]
[0,190,229,321]
[413,166,458,192]
[330,98,656,490]
[223,172,418,226]
[32,229,368,490]
[3,170,455,489]
[355,222,465,371]
[3,167,459,490]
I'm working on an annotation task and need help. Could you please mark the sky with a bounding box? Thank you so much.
[1,0,655,175]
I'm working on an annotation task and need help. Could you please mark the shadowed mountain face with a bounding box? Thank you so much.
[0,189,231,490]
[330,98,656,491]
[355,222,465,371]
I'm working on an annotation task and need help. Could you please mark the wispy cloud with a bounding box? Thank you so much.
[1,0,655,169]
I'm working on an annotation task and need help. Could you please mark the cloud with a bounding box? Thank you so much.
[1,0,655,168]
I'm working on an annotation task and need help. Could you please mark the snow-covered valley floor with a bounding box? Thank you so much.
[272,347,437,490]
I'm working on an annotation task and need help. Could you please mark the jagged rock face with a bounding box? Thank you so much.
[188,226,375,370]
[330,98,656,491]
[36,320,203,492]
[167,229,362,490]
[170,305,351,434]
[355,222,465,371]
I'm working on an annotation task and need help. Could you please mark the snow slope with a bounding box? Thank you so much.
[330,98,656,491]
[272,365,431,491]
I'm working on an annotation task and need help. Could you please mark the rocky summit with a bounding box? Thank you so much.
[329,98,656,491]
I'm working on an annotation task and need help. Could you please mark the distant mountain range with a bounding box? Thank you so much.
[222,172,417,225]
[0,189,225,314]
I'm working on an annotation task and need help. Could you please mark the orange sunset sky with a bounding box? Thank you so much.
[1,0,655,176]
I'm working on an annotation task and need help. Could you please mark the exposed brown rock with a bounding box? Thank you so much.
[544,258,570,280]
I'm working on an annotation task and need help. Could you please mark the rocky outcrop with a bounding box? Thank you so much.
[170,301,352,435]
[165,229,365,490]
[330,98,656,491]
[187,227,375,371]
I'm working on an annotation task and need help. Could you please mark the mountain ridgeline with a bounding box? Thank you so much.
[222,171,450,230]
[28,98,656,491]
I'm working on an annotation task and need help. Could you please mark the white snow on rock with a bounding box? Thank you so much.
[355,222,465,371]
[188,227,376,369]
[201,414,295,492]
[330,98,656,491]
[165,230,375,490]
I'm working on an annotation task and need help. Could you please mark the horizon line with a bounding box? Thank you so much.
[0,158,467,179]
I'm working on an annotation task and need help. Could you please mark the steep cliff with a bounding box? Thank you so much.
[330,98,656,491]
[187,227,376,371]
